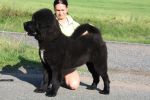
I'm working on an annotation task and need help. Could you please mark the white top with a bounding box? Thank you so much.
[58,15,79,36]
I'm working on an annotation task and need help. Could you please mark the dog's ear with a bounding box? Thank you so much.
[31,8,62,41]
[32,9,55,26]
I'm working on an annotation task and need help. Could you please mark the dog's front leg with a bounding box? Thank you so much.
[46,71,62,97]
[34,69,49,93]
[34,50,50,93]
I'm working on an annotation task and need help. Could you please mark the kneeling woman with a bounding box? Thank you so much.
[53,0,80,90]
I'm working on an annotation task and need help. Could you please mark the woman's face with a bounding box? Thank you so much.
[54,4,68,20]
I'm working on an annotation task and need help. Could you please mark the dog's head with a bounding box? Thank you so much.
[23,8,61,41]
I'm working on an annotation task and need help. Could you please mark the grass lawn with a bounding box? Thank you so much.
[0,0,150,44]
[0,37,40,69]
[0,0,150,69]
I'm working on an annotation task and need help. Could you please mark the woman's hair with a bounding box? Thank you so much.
[53,0,68,7]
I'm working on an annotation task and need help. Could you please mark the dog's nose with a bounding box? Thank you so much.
[23,22,27,27]
[23,22,28,31]
[23,21,32,31]
[23,21,32,28]
[23,22,27,30]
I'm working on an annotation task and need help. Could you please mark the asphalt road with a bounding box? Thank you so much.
[0,32,150,100]
[0,70,150,100]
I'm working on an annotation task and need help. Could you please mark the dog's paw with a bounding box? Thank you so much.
[45,89,57,97]
[86,84,97,90]
[87,86,96,90]
[34,88,46,93]
[99,89,109,95]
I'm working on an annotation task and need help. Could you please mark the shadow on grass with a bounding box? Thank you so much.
[0,56,43,87]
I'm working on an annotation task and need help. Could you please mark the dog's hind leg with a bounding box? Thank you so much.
[86,62,100,90]
[94,62,110,94]
[100,72,110,94]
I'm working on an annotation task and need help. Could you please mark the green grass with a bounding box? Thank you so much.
[0,37,40,69]
[69,0,150,44]
[0,37,88,71]
[0,0,149,70]
[0,0,150,43]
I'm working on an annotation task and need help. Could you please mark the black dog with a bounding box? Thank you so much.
[24,8,110,97]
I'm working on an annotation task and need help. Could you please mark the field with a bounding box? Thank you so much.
[0,0,150,43]
[0,0,150,69]
[0,36,40,69]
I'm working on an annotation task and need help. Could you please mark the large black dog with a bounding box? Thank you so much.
[24,8,110,97]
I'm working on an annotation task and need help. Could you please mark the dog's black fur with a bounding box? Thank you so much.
[23,8,110,97]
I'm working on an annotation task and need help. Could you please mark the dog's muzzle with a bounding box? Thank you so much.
[23,21,36,36]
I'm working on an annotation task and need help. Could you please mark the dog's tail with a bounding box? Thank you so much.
[71,23,104,43]
[71,23,102,38]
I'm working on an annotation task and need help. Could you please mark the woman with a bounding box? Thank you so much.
[53,0,80,90]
